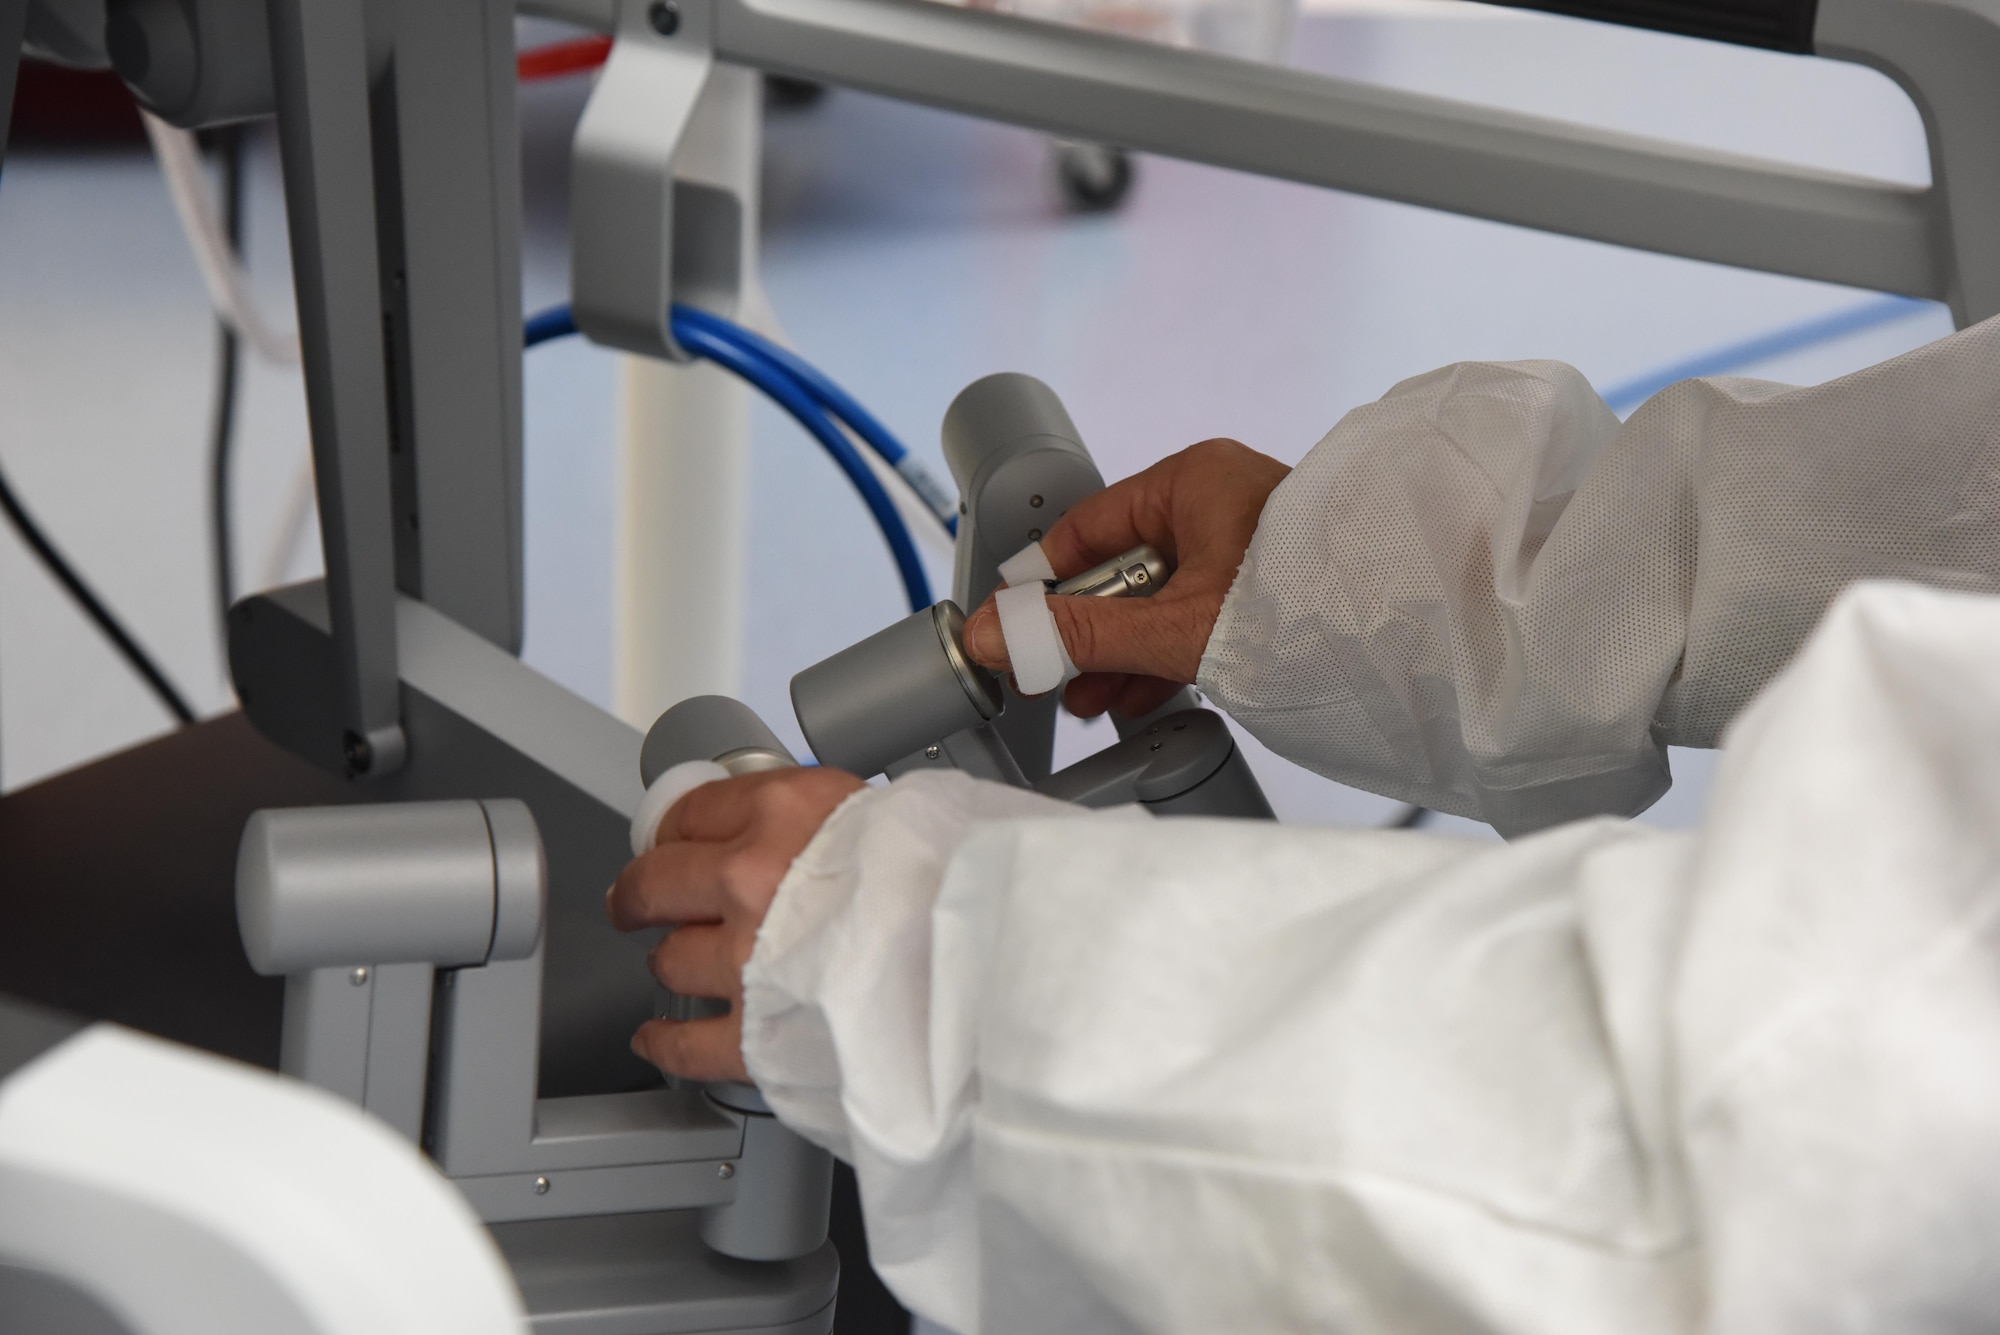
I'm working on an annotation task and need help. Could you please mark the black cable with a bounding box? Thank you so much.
[0,458,197,724]
[1387,804,1431,829]
[207,124,244,638]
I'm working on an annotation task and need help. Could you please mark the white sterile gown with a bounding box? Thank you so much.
[740,317,2000,1334]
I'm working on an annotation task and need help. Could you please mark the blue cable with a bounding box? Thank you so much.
[672,305,959,533]
[671,320,933,611]
[1599,294,1931,414]
[528,302,934,610]
[525,305,578,347]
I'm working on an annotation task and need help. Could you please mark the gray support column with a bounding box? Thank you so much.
[265,0,407,776]
[1816,0,2000,325]
[375,0,527,650]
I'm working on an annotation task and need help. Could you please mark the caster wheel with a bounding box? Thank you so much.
[1056,141,1135,212]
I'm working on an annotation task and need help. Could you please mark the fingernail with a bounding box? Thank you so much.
[963,604,1005,665]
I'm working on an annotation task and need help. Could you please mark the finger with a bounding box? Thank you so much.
[1061,671,1131,718]
[1062,672,1188,721]
[963,599,1009,668]
[631,1015,748,1083]
[606,840,734,930]
[1036,461,1180,578]
[966,582,1220,682]
[659,770,786,845]
[648,924,742,999]
[1107,674,1189,719]
[1046,588,1219,682]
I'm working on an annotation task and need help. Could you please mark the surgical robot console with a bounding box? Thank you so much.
[6,0,2000,1325]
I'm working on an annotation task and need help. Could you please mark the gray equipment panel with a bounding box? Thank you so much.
[373,0,528,653]
[492,1212,837,1335]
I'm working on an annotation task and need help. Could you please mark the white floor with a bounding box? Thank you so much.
[0,4,1955,846]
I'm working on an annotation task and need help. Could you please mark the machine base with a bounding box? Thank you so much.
[492,1211,838,1334]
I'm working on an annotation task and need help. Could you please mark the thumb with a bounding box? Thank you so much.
[963,590,1211,685]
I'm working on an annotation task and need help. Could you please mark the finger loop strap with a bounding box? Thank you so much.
[994,582,1078,695]
[630,759,731,855]
[998,540,1057,587]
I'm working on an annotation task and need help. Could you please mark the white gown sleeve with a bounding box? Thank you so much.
[743,581,2000,1335]
[1198,316,2000,833]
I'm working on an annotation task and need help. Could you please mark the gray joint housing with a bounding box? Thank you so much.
[106,0,275,128]
[943,373,1105,612]
[237,798,545,975]
[642,694,798,784]
[790,601,1005,777]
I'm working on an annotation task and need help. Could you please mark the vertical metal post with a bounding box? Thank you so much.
[611,65,764,727]
[375,0,528,651]
[265,0,407,776]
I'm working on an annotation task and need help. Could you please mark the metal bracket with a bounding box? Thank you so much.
[570,0,728,359]
[264,0,406,776]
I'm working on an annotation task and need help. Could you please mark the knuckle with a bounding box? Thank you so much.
[1056,601,1098,665]
[717,851,781,913]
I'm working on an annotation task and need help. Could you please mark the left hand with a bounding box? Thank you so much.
[607,766,865,1082]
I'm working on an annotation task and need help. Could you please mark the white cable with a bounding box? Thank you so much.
[740,285,959,567]
[142,112,302,367]
[853,424,957,567]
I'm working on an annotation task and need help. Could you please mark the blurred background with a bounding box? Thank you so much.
[0,0,1951,835]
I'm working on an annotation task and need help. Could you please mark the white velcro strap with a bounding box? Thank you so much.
[994,582,1079,695]
[997,541,1057,588]
[630,759,732,856]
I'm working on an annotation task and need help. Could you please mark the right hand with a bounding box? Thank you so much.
[961,438,1290,719]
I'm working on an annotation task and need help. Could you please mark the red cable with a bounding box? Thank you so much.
[517,35,613,82]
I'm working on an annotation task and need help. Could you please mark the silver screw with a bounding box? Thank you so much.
[533,1176,551,1195]
[1027,528,1042,541]
[1029,494,1044,509]
[1150,741,1163,751]
[925,744,941,760]
[349,967,369,986]
[717,1162,736,1180]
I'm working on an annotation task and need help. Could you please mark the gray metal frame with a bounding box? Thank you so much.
[534,0,2000,324]
[264,0,408,776]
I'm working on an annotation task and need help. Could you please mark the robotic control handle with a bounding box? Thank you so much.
[638,696,837,1264]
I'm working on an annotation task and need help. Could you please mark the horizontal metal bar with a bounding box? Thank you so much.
[456,1159,738,1222]
[523,1089,745,1171]
[700,0,1938,297]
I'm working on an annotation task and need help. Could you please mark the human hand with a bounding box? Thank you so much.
[960,439,1290,718]
[607,766,865,1082]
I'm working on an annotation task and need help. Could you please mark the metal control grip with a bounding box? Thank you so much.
[634,695,836,1264]
[1049,544,1169,599]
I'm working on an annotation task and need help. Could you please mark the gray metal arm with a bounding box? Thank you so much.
[534,0,2000,321]
[264,0,407,776]
[717,0,1937,301]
